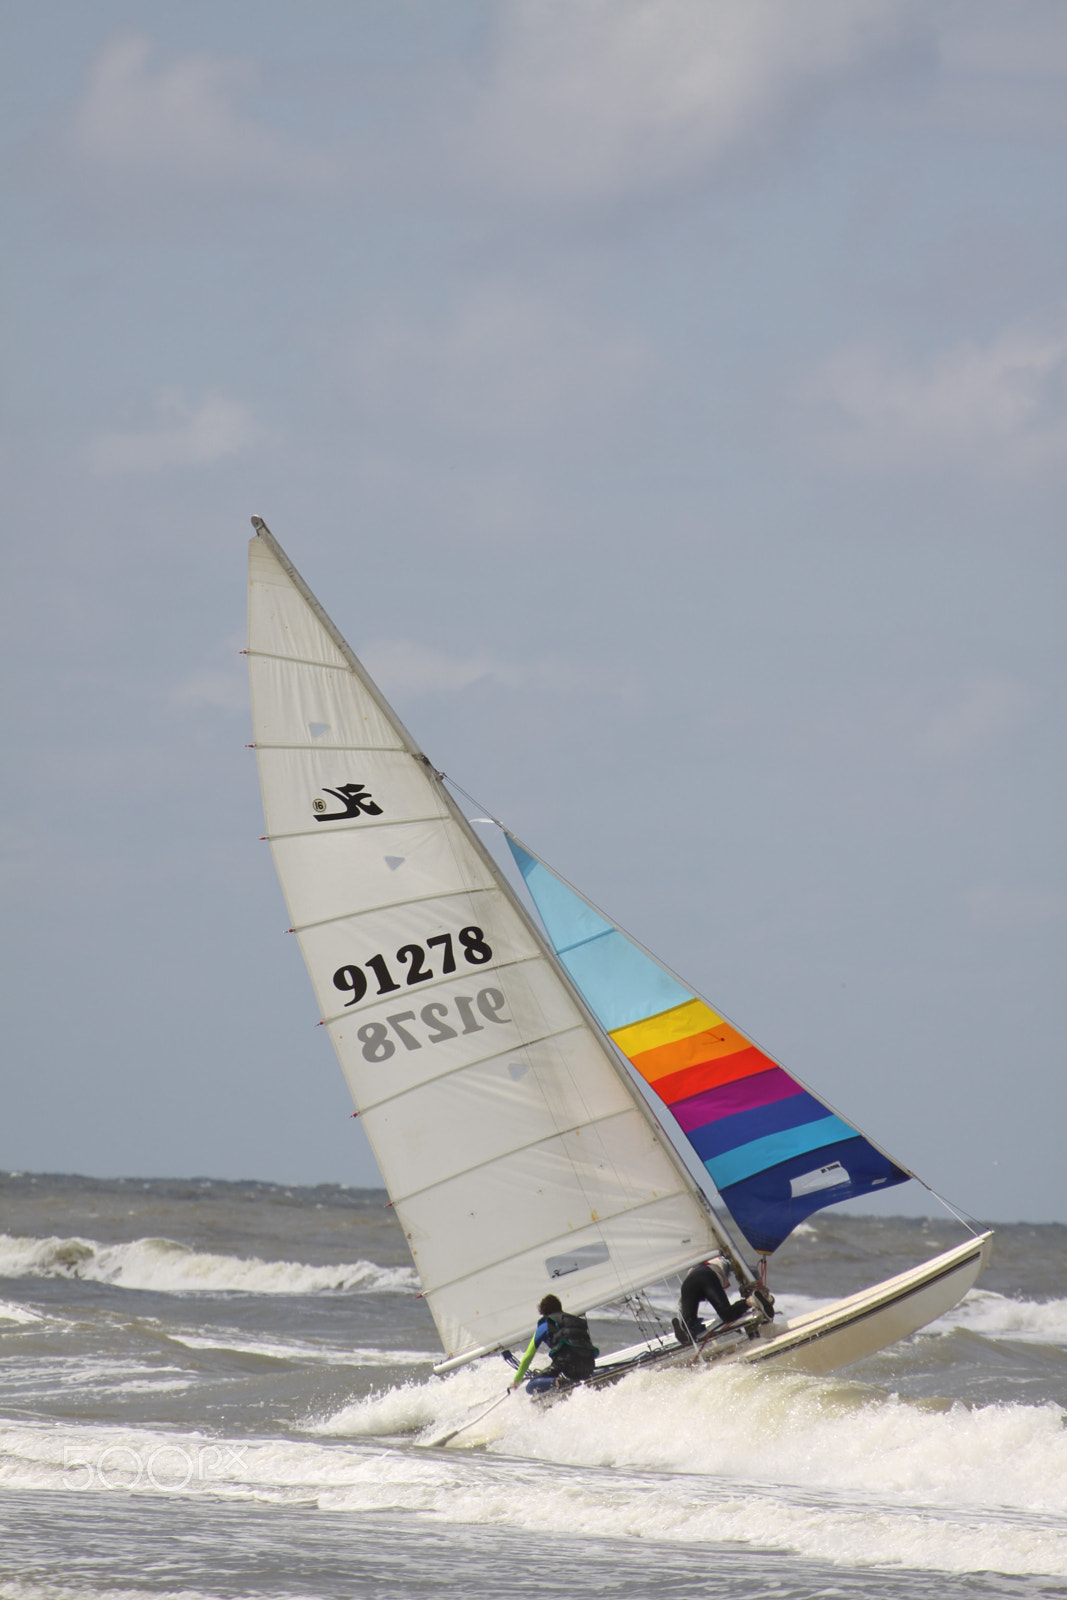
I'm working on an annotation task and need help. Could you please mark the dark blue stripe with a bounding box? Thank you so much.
[719,1136,910,1254]
[685,1090,827,1163]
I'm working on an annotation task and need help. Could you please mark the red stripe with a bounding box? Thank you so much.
[647,1045,777,1108]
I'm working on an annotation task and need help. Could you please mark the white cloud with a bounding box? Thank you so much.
[84,390,260,475]
[73,33,328,187]
[355,284,650,438]
[361,639,635,701]
[803,314,1067,472]
[468,0,918,200]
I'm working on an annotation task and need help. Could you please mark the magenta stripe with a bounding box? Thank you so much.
[671,1067,802,1133]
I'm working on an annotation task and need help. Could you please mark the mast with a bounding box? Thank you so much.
[247,519,729,1363]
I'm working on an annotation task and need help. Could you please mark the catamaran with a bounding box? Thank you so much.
[246,517,991,1387]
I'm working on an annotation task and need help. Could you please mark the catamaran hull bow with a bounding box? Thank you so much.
[742,1230,992,1376]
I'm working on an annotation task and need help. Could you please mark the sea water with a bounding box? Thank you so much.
[1,1174,1064,1599]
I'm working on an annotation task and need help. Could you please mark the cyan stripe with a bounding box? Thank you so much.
[510,839,693,1032]
[558,927,693,1032]
[704,1114,855,1190]
[509,841,614,948]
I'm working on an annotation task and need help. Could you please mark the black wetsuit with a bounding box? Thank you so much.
[679,1263,749,1338]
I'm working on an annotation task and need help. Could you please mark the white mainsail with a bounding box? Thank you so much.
[247,523,724,1364]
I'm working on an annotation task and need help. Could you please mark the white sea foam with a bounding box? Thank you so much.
[324,1357,1067,1518]
[498,1362,1067,1515]
[0,1587,217,1600]
[0,1233,417,1297]
[307,1356,1067,1574]
[170,1331,433,1367]
[313,1362,493,1441]
[929,1288,1067,1345]
[0,1300,43,1324]
[0,1356,194,1401]
[2,1400,1066,1578]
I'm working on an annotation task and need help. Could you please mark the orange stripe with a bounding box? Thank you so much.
[629,1022,752,1085]
[646,1045,778,1107]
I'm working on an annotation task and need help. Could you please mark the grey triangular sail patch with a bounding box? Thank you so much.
[309,722,330,739]
[385,856,405,871]
[508,1062,529,1080]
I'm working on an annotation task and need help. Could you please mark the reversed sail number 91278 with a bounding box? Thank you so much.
[353,987,510,1061]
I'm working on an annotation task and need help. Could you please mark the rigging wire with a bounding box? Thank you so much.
[622,1290,659,1346]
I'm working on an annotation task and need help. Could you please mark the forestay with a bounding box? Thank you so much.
[507,838,910,1255]
[247,525,723,1363]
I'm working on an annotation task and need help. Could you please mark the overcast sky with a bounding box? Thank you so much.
[2,1,1064,1225]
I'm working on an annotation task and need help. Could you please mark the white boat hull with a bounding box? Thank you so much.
[591,1232,993,1385]
[739,1230,993,1375]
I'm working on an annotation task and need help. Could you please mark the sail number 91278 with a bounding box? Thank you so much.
[332,927,492,1010]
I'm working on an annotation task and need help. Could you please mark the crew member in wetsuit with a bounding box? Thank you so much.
[672,1257,752,1344]
[510,1294,599,1395]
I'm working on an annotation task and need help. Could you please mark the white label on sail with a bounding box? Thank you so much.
[248,532,722,1361]
[790,1161,849,1198]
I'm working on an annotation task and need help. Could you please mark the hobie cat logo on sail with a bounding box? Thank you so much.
[312,784,383,822]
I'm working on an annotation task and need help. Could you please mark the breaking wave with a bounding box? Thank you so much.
[321,1356,1067,1513]
[931,1288,1067,1345]
[0,1234,417,1297]
[168,1331,432,1366]
[0,1300,43,1325]
[3,1360,1067,1578]
[312,1357,1067,1572]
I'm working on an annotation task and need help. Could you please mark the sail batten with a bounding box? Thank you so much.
[418,1193,708,1301]
[289,883,494,935]
[387,1103,678,1208]
[507,836,910,1255]
[265,815,446,843]
[348,1022,595,1115]
[247,652,355,672]
[248,523,725,1360]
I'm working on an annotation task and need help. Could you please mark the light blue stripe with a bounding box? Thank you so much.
[558,927,693,1033]
[706,1115,855,1190]
[509,842,614,948]
[509,840,693,1032]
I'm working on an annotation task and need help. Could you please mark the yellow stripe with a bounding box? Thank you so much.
[609,997,722,1057]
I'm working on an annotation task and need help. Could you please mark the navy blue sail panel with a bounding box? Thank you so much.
[720,1137,910,1255]
[509,836,910,1254]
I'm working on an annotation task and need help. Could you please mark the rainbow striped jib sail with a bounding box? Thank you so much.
[507,838,909,1255]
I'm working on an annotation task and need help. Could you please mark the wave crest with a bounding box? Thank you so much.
[932,1288,1067,1345]
[0,1233,418,1297]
